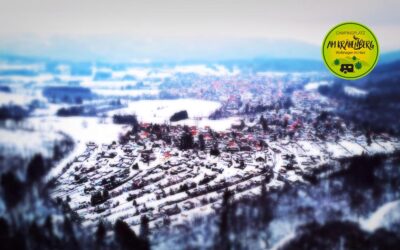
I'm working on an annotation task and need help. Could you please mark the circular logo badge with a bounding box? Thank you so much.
[322,22,379,80]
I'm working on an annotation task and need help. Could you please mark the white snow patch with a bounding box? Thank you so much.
[92,89,160,97]
[171,65,239,76]
[0,63,43,71]
[108,99,221,124]
[304,81,330,91]
[270,231,296,250]
[0,92,37,106]
[344,86,367,97]
[360,200,400,232]
[0,127,62,158]
[28,117,127,145]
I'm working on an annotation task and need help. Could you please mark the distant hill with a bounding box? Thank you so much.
[379,50,400,64]
[318,59,400,134]
[219,58,327,72]
[2,49,400,74]
[0,36,321,62]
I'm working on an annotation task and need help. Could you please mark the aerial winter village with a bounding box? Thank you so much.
[47,71,399,233]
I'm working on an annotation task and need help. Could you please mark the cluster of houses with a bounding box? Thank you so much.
[51,74,400,232]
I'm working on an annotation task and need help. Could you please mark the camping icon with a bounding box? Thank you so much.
[340,64,354,74]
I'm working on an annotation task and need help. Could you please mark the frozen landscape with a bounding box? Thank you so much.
[0,56,399,249]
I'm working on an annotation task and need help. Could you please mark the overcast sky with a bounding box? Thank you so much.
[0,0,399,60]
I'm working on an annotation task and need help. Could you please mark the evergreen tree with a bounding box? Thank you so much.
[27,154,46,185]
[217,189,233,250]
[53,144,62,161]
[103,190,110,200]
[0,217,11,249]
[198,134,205,151]
[366,130,372,146]
[114,220,149,250]
[210,143,220,156]
[260,115,268,132]
[96,221,106,249]
[140,215,150,245]
[260,177,274,227]
[44,215,56,247]
[180,129,194,150]
[1,171,25,211]
[29,221,48,249]
[63,216,79,249]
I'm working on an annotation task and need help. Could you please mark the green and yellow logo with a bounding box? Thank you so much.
[322,22,379,80]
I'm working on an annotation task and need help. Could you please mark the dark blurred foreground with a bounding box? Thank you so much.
[0,150,399,250]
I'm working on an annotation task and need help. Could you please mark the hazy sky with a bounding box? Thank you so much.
[0,0,399,60]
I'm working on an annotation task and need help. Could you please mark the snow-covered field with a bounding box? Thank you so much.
[92,89,160,97]
[0,96,234,178]
[0,92,41,106]
[106,64,240,80]
[108,98,223,124]
[107,98,240,131]
[304,81,330,91]
[28,117,127,145]
[0,127,63,158]
[344,86,368,97]
[26,116,130,179]
[360,199,400,232]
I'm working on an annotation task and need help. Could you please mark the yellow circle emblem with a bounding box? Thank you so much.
[322,22,379,80]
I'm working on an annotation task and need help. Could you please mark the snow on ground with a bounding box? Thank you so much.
[45,139,86,181]
[87,64,239,84]
[32,103,67,117]
[256,71,289,77]
[344,86,368,97]
[106,98,240,131]
[92,89,160,97]
[372,140,399,152]
[339,140,365,155]
[360,199,400,232]
[296,140,322,156]
[304,81,330,91]
[0,92,38,106]
[0,127,63,158]
[0,62,44,71]
[0,74,55,84]
[111,68,151,79]
[171,65,240,76]
[270,231,296,250]
[108,98,222,123]
[326,142,351,158]
[0,115,129,178]
[28,117,127,145]
[26,116,129,179]
[81,80,138,89]
[173,117,241,131]
[46,112,400,238]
